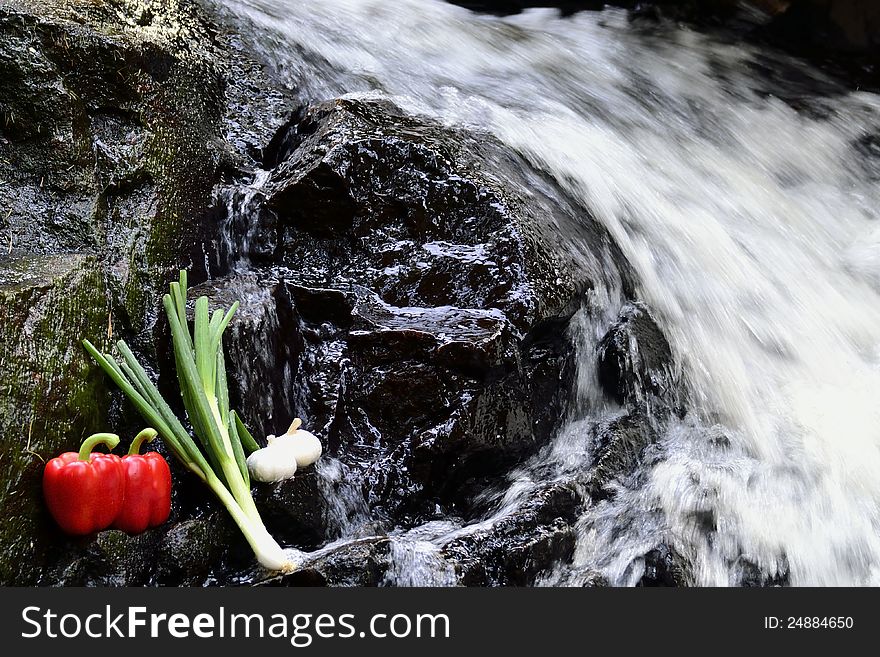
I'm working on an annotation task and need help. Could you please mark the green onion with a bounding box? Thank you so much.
[83,271,294,572]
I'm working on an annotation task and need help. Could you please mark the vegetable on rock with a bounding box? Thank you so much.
[43,433,125,536]
[113,428,172,534]
[83,271,296,572]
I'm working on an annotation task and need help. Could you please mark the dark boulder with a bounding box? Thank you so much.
[155,513,249,586]
[253,472,333,551]
[735,556,790,587]
[42,529,164,587]
[586,410,661,500]
[442,481,584,585]
[636,544,691,586]
[262,98,586,335]
[157,95,608,584]
[207,97,603,526]
[597,301,676,408]
[39,511,250,587]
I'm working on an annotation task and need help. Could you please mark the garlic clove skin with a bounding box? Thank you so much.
[246,443,298,483]
[286,428,322,468]
[272,418,322,468]
[246,419,322,483]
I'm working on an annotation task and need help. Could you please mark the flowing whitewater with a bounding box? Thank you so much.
[212,0,880,586]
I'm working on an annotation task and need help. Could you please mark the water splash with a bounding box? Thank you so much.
[213,169,274,274]
[314,457,374,539]
[385,523,460,586]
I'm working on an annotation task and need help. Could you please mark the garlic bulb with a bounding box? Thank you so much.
[246,439,298,483]
[246,418,322,483]
[282,418,323,468]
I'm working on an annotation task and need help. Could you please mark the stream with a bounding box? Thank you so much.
[212,0,880,586]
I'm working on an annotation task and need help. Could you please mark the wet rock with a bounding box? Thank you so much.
[214,184,282,265]
[597,302,675,407]
[264,98,585,335]
[44,529,163,587]
[196,97,603,536]
[40,511,249,587]
[252,471,330,551]
[636,544,690,586]
[194,256,577,528]
[735,556,790,587]
[236,98,596,523]
[257,537,393,587]
[192,274,300,440]
[337,288,545,518]
[156,513,248,586]
[586,411,660,499]
[442,482,583,585]
[0,0,227,323]
[0,255,112,585]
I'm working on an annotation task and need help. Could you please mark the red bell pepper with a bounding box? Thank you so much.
[112,428,172,534]
[43,433,125,535]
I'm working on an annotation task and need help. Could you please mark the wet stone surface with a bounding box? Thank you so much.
[205,97,595,537]
[597,301,676,408]
[442,481,583,586]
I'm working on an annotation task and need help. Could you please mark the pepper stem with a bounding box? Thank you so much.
[78,433,120,461]
[286,418,302,435]
[128,428,158,456]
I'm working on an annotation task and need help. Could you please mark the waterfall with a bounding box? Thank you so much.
[213,0,880,586]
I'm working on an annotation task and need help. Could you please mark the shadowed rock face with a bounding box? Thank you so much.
[636,544,690,587]
[769,1,880,54]
[261,99,590,333]
[0,0,226,287]
[0,255,112,584]
[597,302,675,408]
[210,96,595,529]
[442,481,583,585]
[257,537,394,587]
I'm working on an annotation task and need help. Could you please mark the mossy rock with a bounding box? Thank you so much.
[0,254,112,584]
[0,0,226,328]
[0,0,255,584]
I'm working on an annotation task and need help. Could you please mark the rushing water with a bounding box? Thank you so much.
[213,0,880,586]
